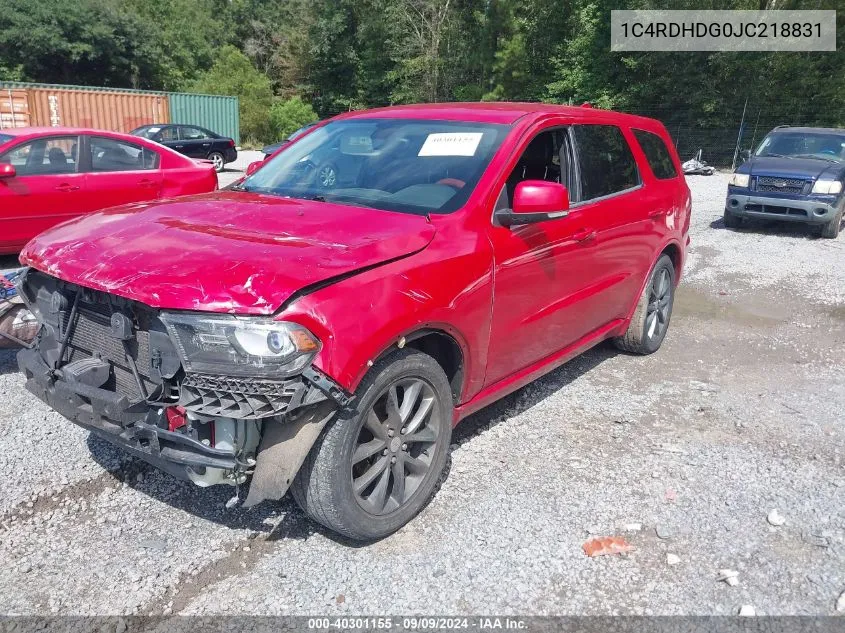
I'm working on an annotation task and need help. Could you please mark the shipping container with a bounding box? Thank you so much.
[0,83,169,133]
[0,82,239,143]
[0,89,30,128]
[168,93,240,144]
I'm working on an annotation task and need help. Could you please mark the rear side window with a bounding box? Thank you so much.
[633,129,677,180]
[572,125,640,200]
[89,137,160,171]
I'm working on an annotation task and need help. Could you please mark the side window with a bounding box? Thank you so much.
[633,129,677,180]
[89,137,160,172]
[572,125,640,200]
[181,127,208,140]
[0,136,78,176]
[158,127,178,142]
[501,128,573,208]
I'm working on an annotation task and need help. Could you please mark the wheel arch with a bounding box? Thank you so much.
[369,327,467,405]
[660,241,683,278]
[621,240,683,327]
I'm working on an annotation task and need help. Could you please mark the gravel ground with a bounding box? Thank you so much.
[0,172,843,616]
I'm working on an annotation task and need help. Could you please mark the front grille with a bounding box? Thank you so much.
[62,296,158,399]
[180,373,307,419]
[755,176,809,194]
[744,203,807,217]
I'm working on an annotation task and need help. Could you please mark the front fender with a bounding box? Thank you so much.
[279,229,494,404]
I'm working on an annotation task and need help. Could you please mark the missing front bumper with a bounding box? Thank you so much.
[18,347,241,480]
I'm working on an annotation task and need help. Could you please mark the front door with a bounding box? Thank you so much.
[0,135,86,251]
[484,124,607,386]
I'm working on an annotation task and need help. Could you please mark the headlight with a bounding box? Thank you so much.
[811,179,843,195]
[160,312,320,378]
[729,173,749,187]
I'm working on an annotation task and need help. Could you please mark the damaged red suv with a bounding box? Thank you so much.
[17,103,690,540]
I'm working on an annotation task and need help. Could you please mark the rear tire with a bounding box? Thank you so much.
[208,151,225,173]
[614,254,676,355]
[291,349,452,541]
[723,208,742,229]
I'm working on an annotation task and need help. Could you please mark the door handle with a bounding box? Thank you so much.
[648,209,668,219]
[202,143,210,147]
[138,179,156,188]
[55,184,80,192]
[174,145,183,149]
[572,229,596,242]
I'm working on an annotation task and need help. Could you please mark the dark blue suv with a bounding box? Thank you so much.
[725,127,845,238]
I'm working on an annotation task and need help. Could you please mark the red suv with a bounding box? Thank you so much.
[17,103,690,541]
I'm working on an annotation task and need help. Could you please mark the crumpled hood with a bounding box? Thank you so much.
[740,156,843,180]
[20,191,435,315]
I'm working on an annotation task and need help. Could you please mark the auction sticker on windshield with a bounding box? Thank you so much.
[418,132,483,157]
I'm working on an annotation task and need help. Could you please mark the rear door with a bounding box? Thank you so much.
[566,123,649,325]
[82,135,163,208]
[178,126,213,159]
[0,135,86,251]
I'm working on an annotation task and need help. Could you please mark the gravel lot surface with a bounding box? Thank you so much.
[0,172,843,616]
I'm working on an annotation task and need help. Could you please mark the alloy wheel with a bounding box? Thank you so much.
[319,165,337,188]
[211,153,225,172]
[646,267,672,340]
[351,378,441,515]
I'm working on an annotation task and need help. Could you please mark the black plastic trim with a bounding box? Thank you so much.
[302,366,353,408]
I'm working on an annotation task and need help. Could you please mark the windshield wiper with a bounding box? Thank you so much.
[762,153,794,159]
[794,154,840,163]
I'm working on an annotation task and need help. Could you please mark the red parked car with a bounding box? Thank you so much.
[16,104,690,540]
[0,127,217,254]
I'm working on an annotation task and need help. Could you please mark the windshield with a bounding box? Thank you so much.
[755,132,845,162]
[288,123,316,141]
[240,118,509,215]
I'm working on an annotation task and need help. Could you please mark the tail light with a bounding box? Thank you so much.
[228,139,235,148]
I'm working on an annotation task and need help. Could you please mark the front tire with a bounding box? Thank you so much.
[819,208,842,239]
[723,208,742,229]
[208,151,225,173]
[614,254,676,355]
[291,349,452,541]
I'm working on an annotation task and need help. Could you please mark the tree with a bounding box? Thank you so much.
[269,96,318,141]
[0,0,161,88]
[388,0,454,103]
[189,45,274,142]
[124,0,225,90]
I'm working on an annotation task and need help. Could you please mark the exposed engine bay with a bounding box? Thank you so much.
[16,268,346,505]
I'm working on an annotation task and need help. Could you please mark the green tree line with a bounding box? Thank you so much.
[1,0,843,149]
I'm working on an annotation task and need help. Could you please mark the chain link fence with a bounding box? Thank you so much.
[623,101,845,167]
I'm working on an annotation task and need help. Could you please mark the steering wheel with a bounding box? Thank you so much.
[437,178,466,189]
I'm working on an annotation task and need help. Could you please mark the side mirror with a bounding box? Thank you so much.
[0,163,16,179]
[245,160,263,177]
[496,180,570,228]
[740,149,751,161]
